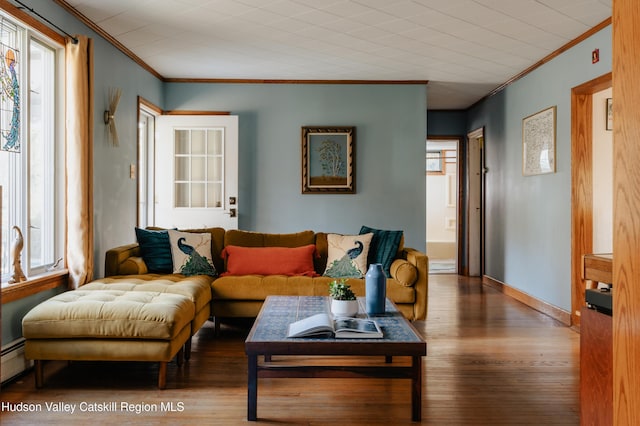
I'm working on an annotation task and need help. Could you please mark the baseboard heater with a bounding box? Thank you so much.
[1,338,33,385]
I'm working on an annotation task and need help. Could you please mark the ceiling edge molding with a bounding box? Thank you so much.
[163,110,231,116]
[45,1,611,105]
[51,1,429,86]
[470,17,612,110]
[164,78,429,85]
[53,0,164,81]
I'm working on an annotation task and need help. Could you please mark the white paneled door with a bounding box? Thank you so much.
[155,115,238,230]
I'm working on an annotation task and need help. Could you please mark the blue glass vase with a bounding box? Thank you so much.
[365,263,386,315]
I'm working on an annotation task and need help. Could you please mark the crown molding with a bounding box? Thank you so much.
[53,0,163,80]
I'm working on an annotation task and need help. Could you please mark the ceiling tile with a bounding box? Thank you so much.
[62,0,611,108]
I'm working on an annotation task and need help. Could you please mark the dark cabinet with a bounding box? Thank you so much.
[580,306,612,426]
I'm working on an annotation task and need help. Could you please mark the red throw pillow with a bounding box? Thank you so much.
[221,245,318,276]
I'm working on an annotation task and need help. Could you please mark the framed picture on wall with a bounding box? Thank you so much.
[522,106,556,176]
[606,98,613,131]
[426,150,444,175]
[301,126,355,194]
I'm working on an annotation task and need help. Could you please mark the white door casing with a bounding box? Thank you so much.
[155,115,238,230]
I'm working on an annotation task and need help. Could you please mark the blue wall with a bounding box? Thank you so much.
[2,2,427,347]
[3,2,609,348]
[1,0,163,347]
[427,110,467,136]
[164,83,427,251]
[467,25,612,312]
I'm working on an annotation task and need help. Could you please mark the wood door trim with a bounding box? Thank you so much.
[426,135,465,275]
[466,128,484,277]
[570,72,612,327]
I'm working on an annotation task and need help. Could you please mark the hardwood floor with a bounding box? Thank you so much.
[0,274,579,425]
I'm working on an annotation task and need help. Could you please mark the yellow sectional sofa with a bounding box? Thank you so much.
[22,227,427,389]
[105,228,429,323]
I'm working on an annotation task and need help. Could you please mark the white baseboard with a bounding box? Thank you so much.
[1,338,33,384]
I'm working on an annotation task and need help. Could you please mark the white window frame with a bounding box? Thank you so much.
[0,12,64,285]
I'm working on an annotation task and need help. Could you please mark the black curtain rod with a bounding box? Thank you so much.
[13,0,78,44]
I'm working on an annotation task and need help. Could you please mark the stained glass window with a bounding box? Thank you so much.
[0,19,19,153]
[0,13,59,282]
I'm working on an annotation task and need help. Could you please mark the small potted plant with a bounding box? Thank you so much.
[329,279,359,317]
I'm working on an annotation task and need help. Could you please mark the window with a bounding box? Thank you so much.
[173,128,224,209]
[0,15,62,284]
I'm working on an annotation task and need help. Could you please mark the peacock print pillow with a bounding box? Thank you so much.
[167,230,217,277]
[323,233,373,278]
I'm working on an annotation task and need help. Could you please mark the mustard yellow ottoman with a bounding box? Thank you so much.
[81,275,212,359]
[22,289,194,389]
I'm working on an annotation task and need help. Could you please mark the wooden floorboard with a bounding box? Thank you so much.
[0,274,579,425]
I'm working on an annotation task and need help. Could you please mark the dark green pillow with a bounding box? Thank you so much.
[135,227,173,273]
[359,226,403,278]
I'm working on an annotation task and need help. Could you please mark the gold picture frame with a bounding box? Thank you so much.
[301,126,355,194]
[522,106,556,176]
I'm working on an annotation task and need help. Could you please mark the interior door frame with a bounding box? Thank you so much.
[426,135,465,275]
[136,99,236,229]
[570,72,612,327]
[137,97,162,228]
[466,127,485,277]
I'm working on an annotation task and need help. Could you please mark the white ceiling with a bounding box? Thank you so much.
[61,0,611,109]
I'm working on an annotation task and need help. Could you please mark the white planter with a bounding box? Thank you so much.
[331,299,359,317]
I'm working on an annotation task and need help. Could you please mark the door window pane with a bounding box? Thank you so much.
[175,183,189,207]
[175,130,189,154]
[208,183,222,208]
[191,183,205,208]
[208,157,222,181]
[191,157,206,181]
[175,156,189,181]
[192,130,206,155]
[173,127,224,208]
[208,129,223,154]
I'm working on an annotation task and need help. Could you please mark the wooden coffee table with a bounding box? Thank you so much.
[244,296,427,421]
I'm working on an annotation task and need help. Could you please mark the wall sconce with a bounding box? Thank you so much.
[104,87,122,146]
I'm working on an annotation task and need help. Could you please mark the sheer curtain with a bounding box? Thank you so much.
[65,35,94,289]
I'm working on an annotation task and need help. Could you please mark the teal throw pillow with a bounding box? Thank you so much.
[135,227,173,273]
[359,226,403,278]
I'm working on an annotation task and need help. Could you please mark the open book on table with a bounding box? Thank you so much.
[287,313,383,338]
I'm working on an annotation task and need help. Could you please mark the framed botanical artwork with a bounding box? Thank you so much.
[522,106,556,176]
[606,98,613,131]
[301,126,355,194]
[426,150,444,175]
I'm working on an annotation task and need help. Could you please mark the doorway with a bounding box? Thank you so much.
[426,137,462,274]
[467,128,484,277]
[570,72,612,327]
[136,99,240,231]
[155,114,239,230]
[137,98,160,228]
